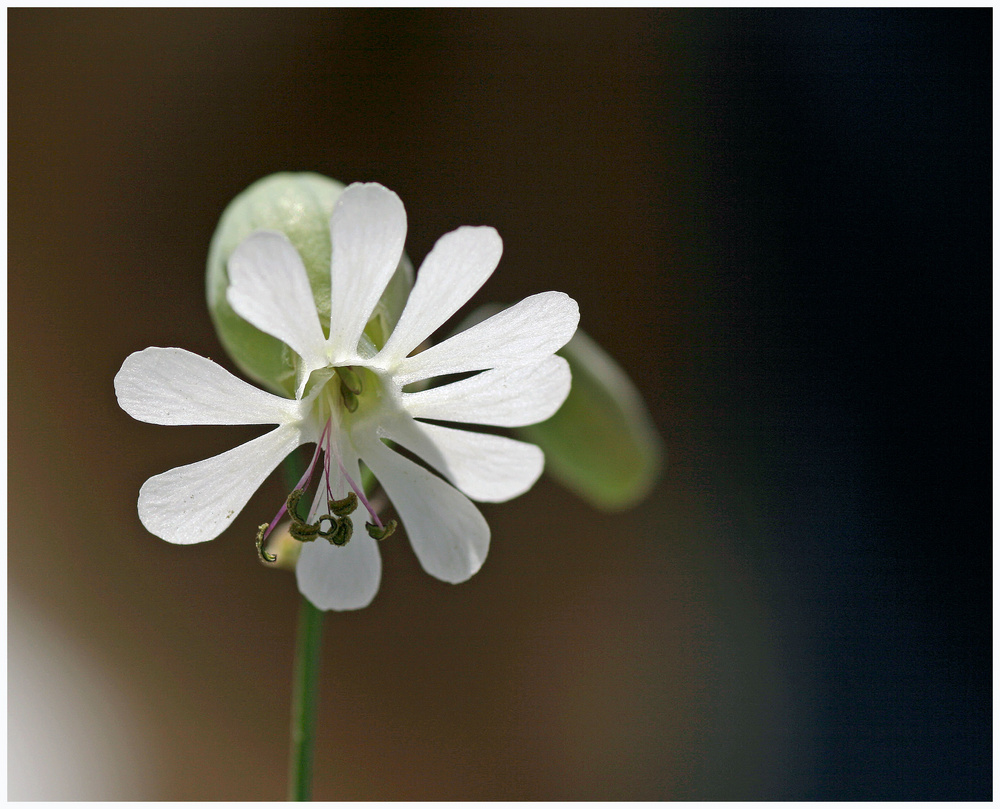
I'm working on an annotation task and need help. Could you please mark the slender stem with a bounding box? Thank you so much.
[281,447,324,802]
[288,594,324,801]
[282,443,376,800]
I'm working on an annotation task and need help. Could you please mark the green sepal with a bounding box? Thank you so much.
[515,328,664,511]
[206,172,414,397]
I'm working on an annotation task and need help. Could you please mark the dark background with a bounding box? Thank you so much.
[8,9,991,800]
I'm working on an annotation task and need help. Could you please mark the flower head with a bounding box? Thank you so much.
[115,183,579,610]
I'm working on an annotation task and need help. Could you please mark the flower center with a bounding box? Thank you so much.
[255,371,398,565]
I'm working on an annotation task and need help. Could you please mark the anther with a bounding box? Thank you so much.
[290,521,320,543]
[327,492,358,517]
[366,519,398,541]
[335,366,363,412]
[256,523,277,563]
[286,488,307,522]
[335,366,363,395]
[340,383,359,412]
[322,517,353,547]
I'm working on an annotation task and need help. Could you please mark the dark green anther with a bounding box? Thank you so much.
[316,513,352,546]
[290,521,321,543]
[322,517,353,547]
[335,365,363,395]
[256,523,277,563]
[340,383,359,412]
[327,491,358,517]
[366,519,398,541]
[283,485,360,549]
[286,488,308,522]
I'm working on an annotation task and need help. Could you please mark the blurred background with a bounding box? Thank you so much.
[8,8,991,800]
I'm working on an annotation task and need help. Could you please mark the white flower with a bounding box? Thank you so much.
[114,183,579,610]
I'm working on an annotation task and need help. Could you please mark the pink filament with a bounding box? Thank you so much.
[261,417,383,546]
[325,421,383,528]
[259,419,330,544]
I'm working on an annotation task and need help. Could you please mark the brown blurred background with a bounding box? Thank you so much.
[8,9,990,800]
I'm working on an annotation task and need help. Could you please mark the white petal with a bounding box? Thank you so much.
[295,532,381,612]
[137,424,305,545]
[226,231,329,385]
[394,291,579,386]
[115,347,303,426]
[401,355,571,427]
[355,431,489,584]
[377,226,502,364]
[327,183,407,355]
[382,417,544,503]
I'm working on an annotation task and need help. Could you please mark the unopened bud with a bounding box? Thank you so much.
[206,172,413,396]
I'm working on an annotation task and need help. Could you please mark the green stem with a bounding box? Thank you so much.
[281,448,374,801]
[288,593,324,801]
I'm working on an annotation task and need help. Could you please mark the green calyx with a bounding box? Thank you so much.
[206,172,414,397]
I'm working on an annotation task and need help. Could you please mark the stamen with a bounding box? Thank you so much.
[286,488,308,523]
[319,515,353,547]
[316,515,337,535]
[340,385,359,412]
[257,411,398,561]
[323,427,335,503]
[335,366,363,395]
[254,420,331,562]
[325,428,384,529]
[327,492,358,517]
[366,519,397,541]
[335,366,363,412]
[283,437,360,548]
[256,524,277,562]
[290,520,321,543]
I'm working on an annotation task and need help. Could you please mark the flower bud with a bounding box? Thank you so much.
[455,304,663,511]
[206,172,414,396]
[515,328,664,511]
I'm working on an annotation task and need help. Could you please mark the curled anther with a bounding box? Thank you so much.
[366,519,398,541]
[322,517,353,547]
[290,520,320,543]
[256,523,277,563]
[286,488,308,522]
[327,491,358,517]
[283,477,360,549]
[287,487,324,542]
[315,515,338,536]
